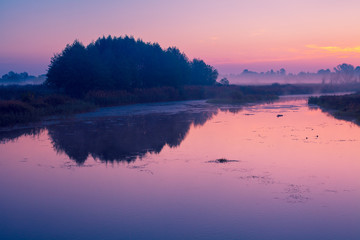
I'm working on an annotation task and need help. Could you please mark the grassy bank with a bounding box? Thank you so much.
[0,95,95,126]
[308,93,360,122]
[84,85,280,106]
[1,83,360,127]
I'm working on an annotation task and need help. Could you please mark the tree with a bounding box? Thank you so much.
[279,68,286,75]
[242,69,257,75]
[190,59,218,85]
[219,77,230,85]
[1,71,31,81]
[317,69,331,84]
[46,40,104,96]
[46,36,218,96]
[333,63,355,84]
[355,66,360,82]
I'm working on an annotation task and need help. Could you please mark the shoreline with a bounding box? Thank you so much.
[308,93,360,124]
[1,92,353,133]
[1,83,360,129]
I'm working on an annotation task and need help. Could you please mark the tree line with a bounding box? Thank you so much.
[1,71,34,82]
[226,63,360,84]
[46,36,218,96]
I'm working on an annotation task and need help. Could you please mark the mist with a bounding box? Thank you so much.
[220,64,360,85]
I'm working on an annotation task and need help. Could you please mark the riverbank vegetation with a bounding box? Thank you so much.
[2,82,359,127]
[0,93,94,127]
[0,84,274,127]
[3,36,360,127]
[308,93,360,122]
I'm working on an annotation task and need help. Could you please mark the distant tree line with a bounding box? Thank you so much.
[46,36,218,96]
[1,71,34,82]
[241,68,287,76]
[226,63,360,84]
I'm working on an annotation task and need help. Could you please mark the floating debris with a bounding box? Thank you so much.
[277,114,283,117]
[208,158,239,163]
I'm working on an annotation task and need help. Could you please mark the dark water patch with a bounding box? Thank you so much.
[0,102,245,165]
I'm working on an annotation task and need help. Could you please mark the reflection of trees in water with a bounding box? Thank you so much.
[47,110,219,164]
[0,105,242,165]
[308,104,360,126]
[0,127,43,144]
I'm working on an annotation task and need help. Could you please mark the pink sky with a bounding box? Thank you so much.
[1,0,360,75]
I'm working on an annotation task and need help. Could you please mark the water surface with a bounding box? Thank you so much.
[1,96,359,240]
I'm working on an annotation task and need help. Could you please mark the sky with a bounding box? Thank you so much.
[1,0,360,76]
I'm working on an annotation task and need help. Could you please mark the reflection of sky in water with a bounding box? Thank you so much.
[0,97,360,240]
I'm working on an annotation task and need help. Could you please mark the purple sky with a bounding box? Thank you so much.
[1,0,360,76]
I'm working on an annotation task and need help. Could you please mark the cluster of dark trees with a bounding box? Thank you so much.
[46,36,218,96]
[1,71,34,82]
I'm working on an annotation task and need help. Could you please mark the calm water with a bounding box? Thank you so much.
[1,96,360,240]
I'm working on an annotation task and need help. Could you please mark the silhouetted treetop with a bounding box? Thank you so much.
[332,63,356,83]
[46,36,218,96]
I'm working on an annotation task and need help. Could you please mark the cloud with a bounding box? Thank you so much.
[306,44,360,54]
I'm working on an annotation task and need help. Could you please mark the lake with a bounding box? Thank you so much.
[1,95,359,240]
